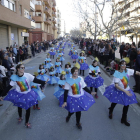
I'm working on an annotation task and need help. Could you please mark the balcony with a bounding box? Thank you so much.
[31,21,36,28]
[53,0,56,6]
[52,12,56,17]
[44,8,51,17]
[35,5,42,12]
[52,19,56,24]
[44,0,51,8]
[30,1,35,11]
[52,25,57,30]
[44,19,51,25]
[52,6,56,12]
[33,16,43,23]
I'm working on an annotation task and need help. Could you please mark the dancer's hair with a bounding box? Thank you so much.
[71,67,78,74]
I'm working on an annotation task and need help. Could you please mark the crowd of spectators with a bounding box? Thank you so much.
[72,37,140,93]
[0,39,58,106]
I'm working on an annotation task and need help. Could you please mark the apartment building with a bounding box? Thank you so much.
[29,0,57,44]
[114,0,140,44]
[57,8,61,37]
[0,0,34,49]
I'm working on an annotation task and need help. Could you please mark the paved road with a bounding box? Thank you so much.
[0,45,140,140]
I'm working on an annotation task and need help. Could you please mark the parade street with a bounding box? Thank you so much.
[0,45,140,140]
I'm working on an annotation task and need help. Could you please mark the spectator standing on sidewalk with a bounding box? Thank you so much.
[129,44,137,69]
[119,42,125,59]
[111,40,116,60]
[13,45,17,63]
[134,48,140,92]
[104,43,110,68]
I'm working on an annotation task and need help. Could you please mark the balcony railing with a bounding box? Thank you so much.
[35,5,42,12]
[30,1,35,11]
[52,19,56,24]
[44,8,51,17]
[44,19,51,25]
[44,0,51,8]
[33,16,43,23]
[52,12,56,17]
[52,25,57,30]
[31,21,36,28]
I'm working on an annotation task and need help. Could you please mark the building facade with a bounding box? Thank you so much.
[29,0,57,44]
[0,0,32,49]
[56,8,61,38]
[114,0,140,45]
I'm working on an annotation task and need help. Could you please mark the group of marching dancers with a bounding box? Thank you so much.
[0,40,139,130]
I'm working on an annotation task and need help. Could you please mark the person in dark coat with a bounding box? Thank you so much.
[134,48,140,92]
[119,42,125,59]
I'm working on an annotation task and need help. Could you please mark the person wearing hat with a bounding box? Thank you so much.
[55,57,63,76]
[65,62,72,79]
[78,51,89,76]
[54,71,66,100]
[48,66,59,86]
[71,47,78,63]
[45,53,53,69]
[104,59,140,126]
[84,60,104,99]
[49,45,56,59]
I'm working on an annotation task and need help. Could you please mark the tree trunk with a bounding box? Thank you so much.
[108,32,112,40]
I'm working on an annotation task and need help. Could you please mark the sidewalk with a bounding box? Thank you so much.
[0,52,46,126]
[89,55,140,106]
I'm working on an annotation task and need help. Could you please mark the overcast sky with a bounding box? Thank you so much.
[56,0,80,33]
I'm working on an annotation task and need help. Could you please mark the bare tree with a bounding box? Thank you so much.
[70,29,83,38]
[73,0,130,39]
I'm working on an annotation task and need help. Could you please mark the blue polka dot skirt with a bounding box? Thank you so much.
[84,75,104,88]
[4,89,38,110]
[49,52,56,56]
[59,91,95,113]
[103,84,137,106]
[79,62,89,70]
[71,54,78,59]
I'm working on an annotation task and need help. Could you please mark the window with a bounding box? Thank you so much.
[4,0,15,11]
[24,9,29,19]
[36,23,41,28]
[19,5,22,15]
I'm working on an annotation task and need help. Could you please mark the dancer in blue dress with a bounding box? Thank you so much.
[54,71,66,100]
[78,51,89,76]
[31,81,46,110]
[68,47,73,56]
[59,67,96,130]
[48,66,59,85]
[104,60,140,126]
[55,58,63,76]
[1,64,47,128]
[45,53,53,69]
[71,48,78,63]
[65,63,72,79]
[57,50,65,65]
[84,60,104,99]
[49,46,56,59]
[37,64,50,82]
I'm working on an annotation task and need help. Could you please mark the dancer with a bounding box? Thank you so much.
[1,64,47,128]
[71,48,78,63]
[104,59,139,126]
[45,53,53,69]
[78,51,89,76]
[31,78,47,110]
[68,46,73,56]
[84,60,104,98]
[59,67,96,130]
[65,63,72,79]
[49,46,56,59]
[37,64,50,82]
[55,58,63,76]
[48,66,59,85]
[54,71,66,100]
[57,50,65,65]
